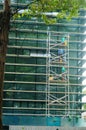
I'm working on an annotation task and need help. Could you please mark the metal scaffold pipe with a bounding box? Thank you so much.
[46,29,70,118]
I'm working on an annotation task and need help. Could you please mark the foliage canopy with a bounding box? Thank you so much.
[13,0,86,23]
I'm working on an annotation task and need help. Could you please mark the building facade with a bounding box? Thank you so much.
[0,0,86,127]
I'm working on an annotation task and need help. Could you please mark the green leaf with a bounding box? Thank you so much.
[13,0,86,23]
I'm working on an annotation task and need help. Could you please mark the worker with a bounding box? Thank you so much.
[61,66,66,73]
[61,37,65,43]
[49,76,53,81]
[61,37,67,46]
[64,39,67,46]
[59,56,62,63]
[61,66,66,81]
[58,48,65,55]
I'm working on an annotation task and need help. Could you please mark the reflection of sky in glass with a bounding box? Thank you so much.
[82,87,86,102]
[83,63,86,67]
[83,55,86,59]
[82,79,86,85]
[82,96,86,103]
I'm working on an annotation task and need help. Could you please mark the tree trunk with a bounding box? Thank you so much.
[0,0,10,129]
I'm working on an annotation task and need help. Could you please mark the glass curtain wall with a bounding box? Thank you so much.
[0,0,86,126]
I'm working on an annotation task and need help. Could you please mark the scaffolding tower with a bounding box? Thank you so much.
[46,28,70,117]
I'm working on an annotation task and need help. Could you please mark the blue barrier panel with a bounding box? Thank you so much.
[3,115,19,125]
[46,117,61,126]
[3,116,46,126]
[3,115,61,126]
